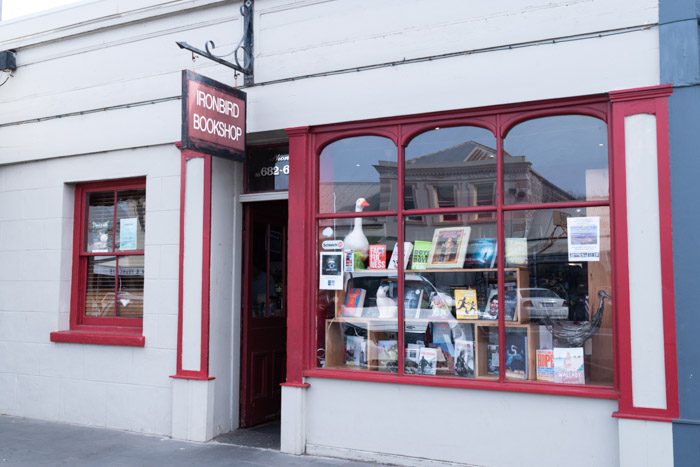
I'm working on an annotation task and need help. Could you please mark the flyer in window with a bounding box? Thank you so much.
[319,252,344,290]
[119,218,138,250]
[567,216,600,261]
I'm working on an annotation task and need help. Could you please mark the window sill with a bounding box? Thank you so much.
[50,329,145,347]
[303,368,618,400]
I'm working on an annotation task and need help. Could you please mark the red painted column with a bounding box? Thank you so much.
[283,127,311,388]
[172,147,214,381]
[609,85,678,421]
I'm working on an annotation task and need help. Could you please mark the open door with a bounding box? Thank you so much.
[240,201,287,428]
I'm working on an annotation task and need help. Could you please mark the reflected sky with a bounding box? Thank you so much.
[505,116,608,200]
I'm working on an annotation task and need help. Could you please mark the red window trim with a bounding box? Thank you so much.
[50,177,146,347]
[285,87,679,418]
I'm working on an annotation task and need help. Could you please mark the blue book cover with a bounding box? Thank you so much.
[465,238,497,268]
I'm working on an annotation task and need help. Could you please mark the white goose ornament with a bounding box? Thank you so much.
[343,197,370,260]
[376,284,398,318]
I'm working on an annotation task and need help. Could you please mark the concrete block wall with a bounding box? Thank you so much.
[0,146,181,435]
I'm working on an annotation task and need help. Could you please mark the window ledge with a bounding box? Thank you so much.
[303,368,619,400]
[50,330,145,347]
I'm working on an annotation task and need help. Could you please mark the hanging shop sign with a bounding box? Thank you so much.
[181,70,246,160]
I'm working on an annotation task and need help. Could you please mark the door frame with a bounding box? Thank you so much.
[239,198,288,428]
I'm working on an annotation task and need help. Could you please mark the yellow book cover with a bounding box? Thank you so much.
[454,288,478,319]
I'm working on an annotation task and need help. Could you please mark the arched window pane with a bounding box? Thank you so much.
[503,115,608,204]
[405,126,497,212]
[319,136,397,213]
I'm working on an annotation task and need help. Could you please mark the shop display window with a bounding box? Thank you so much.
[60,178,146,340]
[313,109,615,391]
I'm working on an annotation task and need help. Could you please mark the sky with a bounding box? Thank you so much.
[1,0,81,21]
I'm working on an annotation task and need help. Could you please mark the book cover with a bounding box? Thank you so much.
[411,241,432,270]
[454,339,475,377]
[536,349,554,382]
[369,244,387,269]
[427,227,471,269]
[505,237,528,267]
[345,335,366,367]
[487,330,499,376]
[454,288,478,319]
[403,285,424,320]
[405,344,420,374]
[465,237,497,268]
[505,328,528,379]
[376,340,398,372]
[487,344,499,376]
[343,249,354,273]
[481,287,499,320]
[504,282,517,321]
[553,347,585,384]
[431,322,454,357]
[418,347,438,375]
[341,288,366,317]
[387,242,414,270]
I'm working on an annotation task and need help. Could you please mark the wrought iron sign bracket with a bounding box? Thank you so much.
[176,0,254,80]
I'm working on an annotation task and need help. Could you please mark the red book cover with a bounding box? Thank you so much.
[369,244,386,269]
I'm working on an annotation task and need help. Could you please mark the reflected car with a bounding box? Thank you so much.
[519,288,569,319]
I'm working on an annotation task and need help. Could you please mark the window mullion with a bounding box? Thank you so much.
[496,114,506,383]
[397,128,405,377]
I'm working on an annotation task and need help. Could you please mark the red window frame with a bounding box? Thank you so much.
[285,88,678,420]
[300,95,616,400]
[50,177,146,347]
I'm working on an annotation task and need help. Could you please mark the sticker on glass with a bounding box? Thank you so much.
[319,252,344,290]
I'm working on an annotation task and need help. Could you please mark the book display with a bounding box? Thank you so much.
[318,208,613,385]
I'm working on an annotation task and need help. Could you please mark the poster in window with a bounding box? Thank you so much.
[319,252,344,290]
[89,220,112,252]
[567,216,600,261]
[427,227,471,268]
[119,218,138,250]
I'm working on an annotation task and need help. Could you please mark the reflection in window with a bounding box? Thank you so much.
[404,185,423,222]
[315,109,613,389]
[319,136,397,213]
[405,126,497,211]
[434,185,458,222]
[504,115,608,203]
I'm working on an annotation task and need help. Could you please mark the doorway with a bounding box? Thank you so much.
[240,200,288,429]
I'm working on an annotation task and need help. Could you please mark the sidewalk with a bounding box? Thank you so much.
[0,416,369,467]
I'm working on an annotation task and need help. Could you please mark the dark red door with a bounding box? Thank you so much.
[240,201,287,428]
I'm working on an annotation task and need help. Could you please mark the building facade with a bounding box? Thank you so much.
[0,1,696,465]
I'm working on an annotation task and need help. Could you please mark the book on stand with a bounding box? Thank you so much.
[411,241,432,270]
[376,340,398,371]
[341,288,366,317]
[345,335,367,367]
[553,347,585,384]
[536,349,554,382]
[505,237,528,267]
[454,288,478,319]
[505,328,528,379]
[454,339,475,377]
[418,347,438,375]
[369,244,386,269]
[465,237,497,268]
[387,242,413,270]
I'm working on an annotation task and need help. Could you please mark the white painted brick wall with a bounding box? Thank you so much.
[0,147,181,435]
